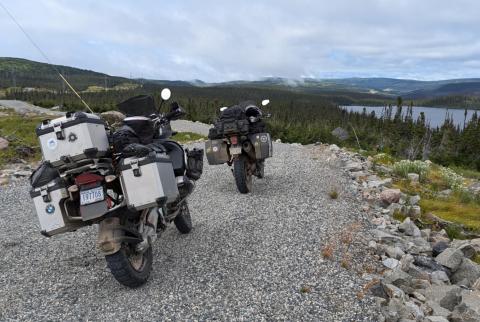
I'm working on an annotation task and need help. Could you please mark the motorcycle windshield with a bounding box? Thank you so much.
[117,95,156,116]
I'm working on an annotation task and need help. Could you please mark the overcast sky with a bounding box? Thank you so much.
[1,0,480,82]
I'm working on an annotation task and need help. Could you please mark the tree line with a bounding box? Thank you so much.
[5,85,480,171]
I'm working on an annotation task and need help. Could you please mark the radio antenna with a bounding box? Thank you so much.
[0,2,94,114]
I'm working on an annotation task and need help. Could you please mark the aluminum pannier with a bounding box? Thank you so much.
[119,153,179,211]
[36,112,109,167]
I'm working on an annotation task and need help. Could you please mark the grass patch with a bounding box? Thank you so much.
[328,187,339,199]
[419,197,480,232]
[472,254,480,265]
[171,132,206,143]
[450,166,480,180]
[392,209,407,222]
[0,114,44,167]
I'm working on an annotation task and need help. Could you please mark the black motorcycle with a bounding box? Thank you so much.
[205,100,273,193]
[29,88,203,288]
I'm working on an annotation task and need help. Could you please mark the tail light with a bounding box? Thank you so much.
[230,136,238,145]
[75,173,104,189]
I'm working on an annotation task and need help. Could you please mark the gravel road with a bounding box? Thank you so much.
[0,123,379,321]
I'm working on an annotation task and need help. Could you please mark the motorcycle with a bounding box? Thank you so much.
[205,99,273,193]
[29,88,203,288]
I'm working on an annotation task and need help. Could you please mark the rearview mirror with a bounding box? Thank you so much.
[161,88,171,101]
[261,99,270,106]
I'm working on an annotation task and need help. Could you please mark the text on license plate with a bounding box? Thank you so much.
[230,146,242,155]
[80,187,104,205]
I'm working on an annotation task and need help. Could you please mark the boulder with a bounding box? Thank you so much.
[0,137,8,150]
[451,258,480,287]
[383,258,400,269]
[406,237,432,255]
[432,241,450,257]
[382,283,407,300]
[429,229,451,244]
[409,195,421,206]
[380,189,402,205]
[398,217,421,237]
[470,238,480,253]
[407,206,422,218]
[422,300,451,318]
[345,161,363,172]
[407,173,420,182]
[435,248,464,271]
[399,254,414,271]
[331,127,349,141]
[423,284,462,311]
[450,291,480,322]
[385,246,405,260]
[384,267,412,287]
[450,240,477,259]
[413,256,451,275]
[431,270,450,285]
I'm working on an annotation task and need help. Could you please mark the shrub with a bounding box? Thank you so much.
[439,167,464,191]
[392,160,430,181]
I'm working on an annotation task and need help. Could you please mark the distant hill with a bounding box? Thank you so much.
[0,57,134,90]
[1,57,480,107]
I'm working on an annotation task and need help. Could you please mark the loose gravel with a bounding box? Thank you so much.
[0,127,379,320]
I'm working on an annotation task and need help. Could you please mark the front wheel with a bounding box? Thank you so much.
[233,155,253,193]
[105,244,152,288]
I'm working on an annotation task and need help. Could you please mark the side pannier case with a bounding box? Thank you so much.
[205,139,229,165]
[119,153,179,210]
[36,112,109,167]
[249,133,273,160]
[30,178,79,236]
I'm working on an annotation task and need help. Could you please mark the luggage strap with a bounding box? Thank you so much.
[40,187,51,202]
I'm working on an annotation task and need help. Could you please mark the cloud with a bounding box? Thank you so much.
[1,0,479,81]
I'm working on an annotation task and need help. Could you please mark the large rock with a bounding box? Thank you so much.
[450,291,480,322]
[0,137,8,150]
[450,240,477,259]
[407,173,420,182]
[431,270,450,285]
[424,316,449,322]
[331,127,349,141]
[380,189,402,205]
[435,248,464,271]
[422,300,451,318]
[451,258,480,287]
[398,217,421,237]
[344,161,363,171]
[473,278,480,291]
[432,241,450,257]
[423,285,462,311]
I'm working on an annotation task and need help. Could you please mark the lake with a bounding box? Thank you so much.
[342,105,478,128]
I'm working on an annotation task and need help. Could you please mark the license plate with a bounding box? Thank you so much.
[80,187,104,205]
[230,146,242,155]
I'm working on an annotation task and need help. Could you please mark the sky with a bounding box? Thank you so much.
[1,0,480,82]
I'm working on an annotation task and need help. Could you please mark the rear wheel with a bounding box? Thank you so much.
[233,155,252,193]
[174,202,192,234]
[105,244,152,288]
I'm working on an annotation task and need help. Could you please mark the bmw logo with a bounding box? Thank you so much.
[45,204,55,214]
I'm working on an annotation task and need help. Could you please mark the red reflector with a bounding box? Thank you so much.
[230,136,238,145]
[75,173,104,186]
